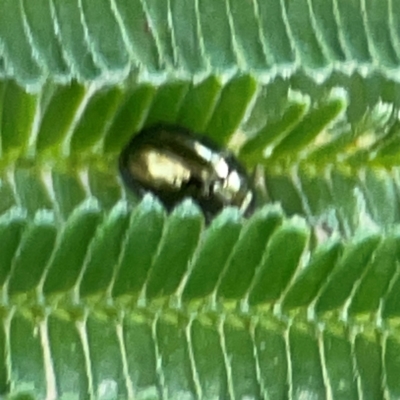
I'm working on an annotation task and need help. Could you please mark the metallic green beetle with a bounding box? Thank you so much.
[119,124,256,221]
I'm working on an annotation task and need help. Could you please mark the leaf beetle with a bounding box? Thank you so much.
[119,124,256,221]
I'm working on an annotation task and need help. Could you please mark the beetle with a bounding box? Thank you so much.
[119,124,256,221]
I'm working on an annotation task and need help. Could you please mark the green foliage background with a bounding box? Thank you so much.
[0,0,400,399]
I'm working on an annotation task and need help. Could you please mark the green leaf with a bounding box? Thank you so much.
[8,210,57,295]
[43,199,102,295]
[1,0,400,398]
